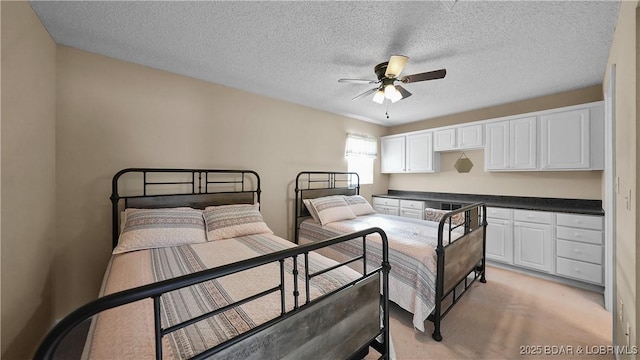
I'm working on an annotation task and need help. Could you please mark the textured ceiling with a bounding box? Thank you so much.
[30,1,620,126]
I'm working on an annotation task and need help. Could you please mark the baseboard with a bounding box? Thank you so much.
[487,261,605,295]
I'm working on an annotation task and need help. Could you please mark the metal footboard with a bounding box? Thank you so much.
[35,227,391,360]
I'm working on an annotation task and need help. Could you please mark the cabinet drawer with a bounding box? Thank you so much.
[513,210,552,224]
[556,239,602,264]
[400,199,424,210]
[400,208,423,220]
[556,213,603,230]
[556,226,602,245]
[372,197,399,207]
[556,257,602,284]
[486,207,512,220]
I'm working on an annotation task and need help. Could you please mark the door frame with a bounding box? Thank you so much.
[603,64,616,319]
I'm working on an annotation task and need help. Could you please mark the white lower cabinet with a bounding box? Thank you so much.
[400,199,425,220]
[513,216,553,273]
[485,207,604,286]
[486,207,513,264]
[554,213,603,285]
[372,197,400,216]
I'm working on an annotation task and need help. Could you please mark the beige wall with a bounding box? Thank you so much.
[385,87,604,199]
[54,46,388,318]
[1,2,57,358]
[604,1,639,351]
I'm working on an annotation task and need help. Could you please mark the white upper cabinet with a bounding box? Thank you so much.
[406,132,435,172]
[484,102,603,172]
[485,117,536,171]
[484,121,510,170]
[433,124,483,152]
[457,124,484,149]
[433,128,456,151]
[380,135,405,173]
[381,131,439,173]
[510,117,537,170]
[540,106,602,170]
[382,101,603,174]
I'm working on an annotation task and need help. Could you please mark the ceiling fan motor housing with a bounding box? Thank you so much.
[374,62,389,81]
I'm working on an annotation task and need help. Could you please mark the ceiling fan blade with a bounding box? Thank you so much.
[338,78,378,84]
[385,55,409,78]
[395,85,412,100]
[401,69,447,83]
[351,87,379,101]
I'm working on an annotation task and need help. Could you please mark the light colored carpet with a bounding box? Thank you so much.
[370,265,613,360]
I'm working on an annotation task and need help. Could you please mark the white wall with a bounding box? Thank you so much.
[1,2,57,358]
[54,46,388,318]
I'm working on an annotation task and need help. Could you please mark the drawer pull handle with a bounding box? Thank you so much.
[575,220,583,224]
[574,268,581,273]
[574,249,582,254]
[574,233,581,238]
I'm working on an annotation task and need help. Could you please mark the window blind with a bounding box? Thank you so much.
[345,133,378,158]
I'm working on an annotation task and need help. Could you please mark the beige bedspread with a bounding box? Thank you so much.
[80,234,361,359]
[299,213,462,332]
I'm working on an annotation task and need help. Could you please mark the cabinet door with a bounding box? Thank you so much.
[433,128,456,151]
[381,136,405,173]
[510,117,537,170]
[406,132,434,172]
[484,121,510,170]
[514,221,553,273]
[400,200,424,219]
[540,108,590,170]
[486,218,513,264]
[457,124,484,149]
[373,204,399,216]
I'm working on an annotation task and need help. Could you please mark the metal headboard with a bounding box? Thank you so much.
[111,168,261,249]
[294,171,360,243]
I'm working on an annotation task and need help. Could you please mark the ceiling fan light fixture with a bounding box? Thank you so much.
[385,84,402,102]
[384,84,398,99]
[372,90,385,104]
[390,92,403,103]
[385,55,409,78]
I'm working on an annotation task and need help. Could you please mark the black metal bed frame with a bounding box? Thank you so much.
[36,168,391,360]
[110,168,262,249]
[294,171,487,341]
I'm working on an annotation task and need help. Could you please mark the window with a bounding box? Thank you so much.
[345,133,377,185]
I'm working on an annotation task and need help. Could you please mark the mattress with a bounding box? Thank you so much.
[80,233,361,359]
[299,213,462,332]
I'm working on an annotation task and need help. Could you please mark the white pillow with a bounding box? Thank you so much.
[344,195,376,216]
[204,203,273,241]
[308,196,356,226]
[302,199,320,222]
[113,207,207,254]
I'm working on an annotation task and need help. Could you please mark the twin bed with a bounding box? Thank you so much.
[36,169,391,360]
[294,171,487,341]
[36,168,487,359]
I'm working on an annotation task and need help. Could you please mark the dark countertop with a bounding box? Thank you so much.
[374,190,604,216]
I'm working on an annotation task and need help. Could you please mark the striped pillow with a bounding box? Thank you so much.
[425,208,465,226]
[204,203,273,241]
[303,199,320,222]
[344,195,376,216]
[113,207,207,254]
[308,196,356,226]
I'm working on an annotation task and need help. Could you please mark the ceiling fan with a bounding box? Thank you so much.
[338,55,446,104]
